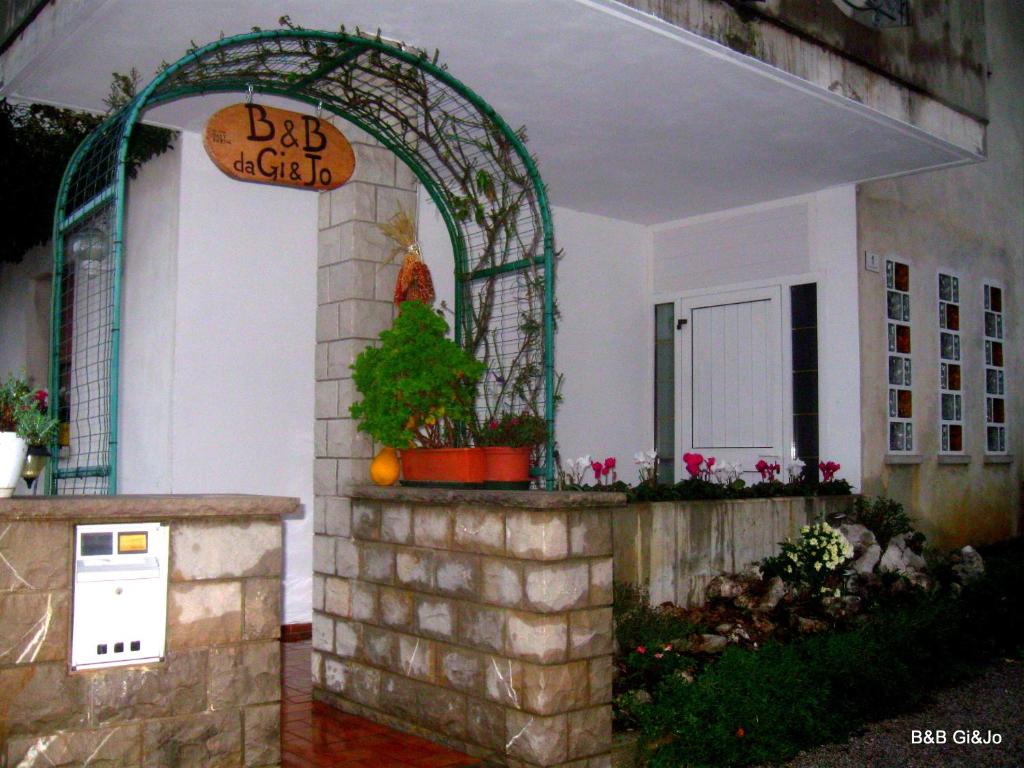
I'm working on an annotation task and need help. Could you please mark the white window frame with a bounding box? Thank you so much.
[937,270,964,455]
[983,280,1008,455]
[885,258,913,453]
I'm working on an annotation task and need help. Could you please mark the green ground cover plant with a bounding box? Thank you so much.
[629,537,1024,767]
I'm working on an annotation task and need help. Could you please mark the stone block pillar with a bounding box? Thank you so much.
[312,487,622,767]
[312,122,418,636]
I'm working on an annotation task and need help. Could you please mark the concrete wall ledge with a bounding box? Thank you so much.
[614,496,856,607]
[350,485,627,509]
[0,493,301,522]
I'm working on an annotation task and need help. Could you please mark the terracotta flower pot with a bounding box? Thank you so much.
[400,447,486,487]
[483,446,532,490]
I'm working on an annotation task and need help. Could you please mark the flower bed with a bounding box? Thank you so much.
[609,501,1024,768]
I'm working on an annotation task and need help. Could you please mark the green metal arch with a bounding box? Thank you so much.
[49,28,556,493]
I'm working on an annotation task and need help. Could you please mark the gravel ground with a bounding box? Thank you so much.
[781,659,1024,767]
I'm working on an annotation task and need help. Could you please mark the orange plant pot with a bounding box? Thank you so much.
[400,447,486,487]
[483,446,532,489]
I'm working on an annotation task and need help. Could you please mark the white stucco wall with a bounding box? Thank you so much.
[417,192,652,485]
[651,187,862,487]
[119,145,181,494]
[168,132,317,622]
[553,207,652,484]
[119,131,317,623]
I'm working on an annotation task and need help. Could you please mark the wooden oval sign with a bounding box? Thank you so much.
[203,103,355,191]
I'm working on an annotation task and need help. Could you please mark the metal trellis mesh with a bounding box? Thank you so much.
[49,112,129,493]
[50,28,556,493]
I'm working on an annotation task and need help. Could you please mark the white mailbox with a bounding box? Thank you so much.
[71,522,169,670]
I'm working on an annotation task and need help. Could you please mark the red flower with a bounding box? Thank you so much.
[736,727,745,738]
[818,460,841,482]
[683,452,704,477]
[706,457,716,470]
[636,645,646,654]
[592,461,604,478]
[604,457,616,471]
[654,652,664,659]
[33,389,48,413]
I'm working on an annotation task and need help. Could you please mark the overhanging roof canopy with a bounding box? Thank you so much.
[1,0,983,224]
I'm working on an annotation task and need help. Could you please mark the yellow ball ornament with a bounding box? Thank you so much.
[370,447,401,486]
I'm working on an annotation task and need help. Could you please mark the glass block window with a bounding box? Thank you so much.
[984,283,1007,453]
[886,259,913,452]
[938,272,963,453]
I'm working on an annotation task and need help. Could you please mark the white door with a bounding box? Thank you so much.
[677,287,784,478]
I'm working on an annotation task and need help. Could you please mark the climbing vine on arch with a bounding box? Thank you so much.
[51,21,558,492]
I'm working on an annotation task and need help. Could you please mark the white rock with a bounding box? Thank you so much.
[706,575,745,601]
[852,543,882,575]
[879,533,926,574]
[953,545,985,583]
[756,576,786,612]
[693,634,728,653]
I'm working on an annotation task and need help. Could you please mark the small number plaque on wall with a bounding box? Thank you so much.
[203,103,356,191]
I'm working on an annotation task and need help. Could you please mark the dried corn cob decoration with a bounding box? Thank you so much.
[378,208,435,307]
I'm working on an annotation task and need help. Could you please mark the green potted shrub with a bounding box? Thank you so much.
[350,301,487,486]
[474,412,549,489]
[0,373,58,496]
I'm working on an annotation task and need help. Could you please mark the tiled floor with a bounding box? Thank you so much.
[281,640,482,768]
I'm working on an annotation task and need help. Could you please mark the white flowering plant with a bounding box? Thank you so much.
[634,450,658,486]
[558,454,592,487]
[762,521,854,596]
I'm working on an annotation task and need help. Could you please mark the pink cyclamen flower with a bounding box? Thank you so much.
[592,461,604,479]
[683,452,704,477]
[604,457,616,470]
[819,461,841,482]
[654,653,664,659]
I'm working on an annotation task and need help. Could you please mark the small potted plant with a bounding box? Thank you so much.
[1,374,58,497]
[19,389,58,489]
[475,412,549,489]
[350,300,487,486]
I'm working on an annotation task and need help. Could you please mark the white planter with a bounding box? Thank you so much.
[0,432,28,498]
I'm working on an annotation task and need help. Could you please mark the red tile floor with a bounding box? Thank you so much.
[281,640,482,768]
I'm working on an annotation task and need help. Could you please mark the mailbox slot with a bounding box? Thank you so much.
[71,522,169,670]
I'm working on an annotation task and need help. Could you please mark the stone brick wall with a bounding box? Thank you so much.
[614,496,856,607]
[0,495,294,768]
[312,487,623,767]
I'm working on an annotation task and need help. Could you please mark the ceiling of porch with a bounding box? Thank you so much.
[0,0,982,225]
